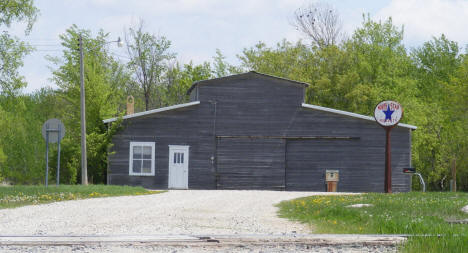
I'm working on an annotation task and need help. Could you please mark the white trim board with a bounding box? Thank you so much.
[301,103,417,130]
[103,101,200,123]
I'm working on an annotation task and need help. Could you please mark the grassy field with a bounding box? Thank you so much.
[0,185,163,209]
[278,192,468,253]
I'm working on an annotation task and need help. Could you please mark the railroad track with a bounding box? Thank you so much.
[0,234,406,246]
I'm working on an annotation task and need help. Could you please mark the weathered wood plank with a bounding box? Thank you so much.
[216,138,285,190]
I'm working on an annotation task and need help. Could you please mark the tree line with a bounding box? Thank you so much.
[0,1,466,190]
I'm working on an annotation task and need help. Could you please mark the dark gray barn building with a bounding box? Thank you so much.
[104,72,416,192]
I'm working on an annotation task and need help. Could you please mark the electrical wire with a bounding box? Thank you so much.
[34,49,62,51]
[29,44,62,46]
[109,51,131,60]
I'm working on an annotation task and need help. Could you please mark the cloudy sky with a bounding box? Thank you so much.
[12,0,468,92]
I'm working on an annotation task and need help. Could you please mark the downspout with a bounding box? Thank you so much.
[209,100,218,188]
[106,122,111,185]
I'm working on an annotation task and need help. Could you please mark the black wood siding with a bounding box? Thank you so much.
[285,138,407,192]
[287,108,411,192]
[108,73,412,192]
[217,138,285,190]
[108,103,217,189]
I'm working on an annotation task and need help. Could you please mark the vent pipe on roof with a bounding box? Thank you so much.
[126,96,134,115]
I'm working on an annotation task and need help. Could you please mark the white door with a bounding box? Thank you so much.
[168,145,189,189]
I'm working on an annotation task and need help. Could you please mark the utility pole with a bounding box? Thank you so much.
[79,34,88,185]
[77,35,122,186]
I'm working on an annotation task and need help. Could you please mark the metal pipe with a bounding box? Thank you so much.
[284,139,287,191]
[414,173,426,192]
[209,100,218,189]
[57,124,61,186]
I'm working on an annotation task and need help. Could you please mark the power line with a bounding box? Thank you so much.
[109,51,131,60]
[29,46,130,58]
[34,49,62,52]
[30,44,62,47]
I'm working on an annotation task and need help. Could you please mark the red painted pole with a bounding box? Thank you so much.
[385,128,392,193]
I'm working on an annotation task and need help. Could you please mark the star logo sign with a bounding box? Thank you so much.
[383,104,394,122]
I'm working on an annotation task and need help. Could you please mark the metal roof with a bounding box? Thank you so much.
[302,103,417,130]
[102,101,200,123]
[186,71,310,95]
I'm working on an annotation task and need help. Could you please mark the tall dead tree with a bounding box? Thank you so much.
[292,2,343,48]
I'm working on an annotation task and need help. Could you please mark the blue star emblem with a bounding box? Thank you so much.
[383,105,394,122]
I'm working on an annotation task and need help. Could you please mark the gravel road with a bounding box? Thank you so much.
[0,190,403,252]
[0,190,327,235]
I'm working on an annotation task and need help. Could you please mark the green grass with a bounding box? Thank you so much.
[277,192,468,253]
[0,184,164,209]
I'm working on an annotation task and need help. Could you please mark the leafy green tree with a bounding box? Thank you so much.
[411,34,460,101]
[341,15,416,113]
[0,0,40,183]
[212,49,241,77]
[238,40,313,82]
[0,89,58,184]
[449,54,468,190]
[212,49,229,78]
[0,33,33,95]
[0,0,38,95]
[0,0,38,33]
[408,35,467,190]
[238,16,416,116]
[48,25,127,184]
[164,61,212,104]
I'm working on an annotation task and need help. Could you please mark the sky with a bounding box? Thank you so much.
[10,0,468,93]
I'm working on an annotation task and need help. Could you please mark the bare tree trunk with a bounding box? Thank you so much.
[144,94,149,111]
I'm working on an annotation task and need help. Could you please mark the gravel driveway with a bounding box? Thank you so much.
[0,190,333,236]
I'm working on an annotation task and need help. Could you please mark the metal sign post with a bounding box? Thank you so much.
[42,119,66,187]
[45,124,49,187]
[385,127,392,193]
[374,101,403,193]
[57,124,61,185]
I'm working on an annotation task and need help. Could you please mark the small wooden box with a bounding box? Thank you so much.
[326,170,339,182]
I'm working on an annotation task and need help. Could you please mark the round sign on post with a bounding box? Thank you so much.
[42,119,65,143]
[374,101,403,128]
[374,101,404,194]
[42,118,65,187]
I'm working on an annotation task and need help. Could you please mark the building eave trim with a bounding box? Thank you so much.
[186,71,310,95]
[301,103,417,130]
[103,101,201,123]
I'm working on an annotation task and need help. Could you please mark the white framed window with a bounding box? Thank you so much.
[129,142,155,176]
